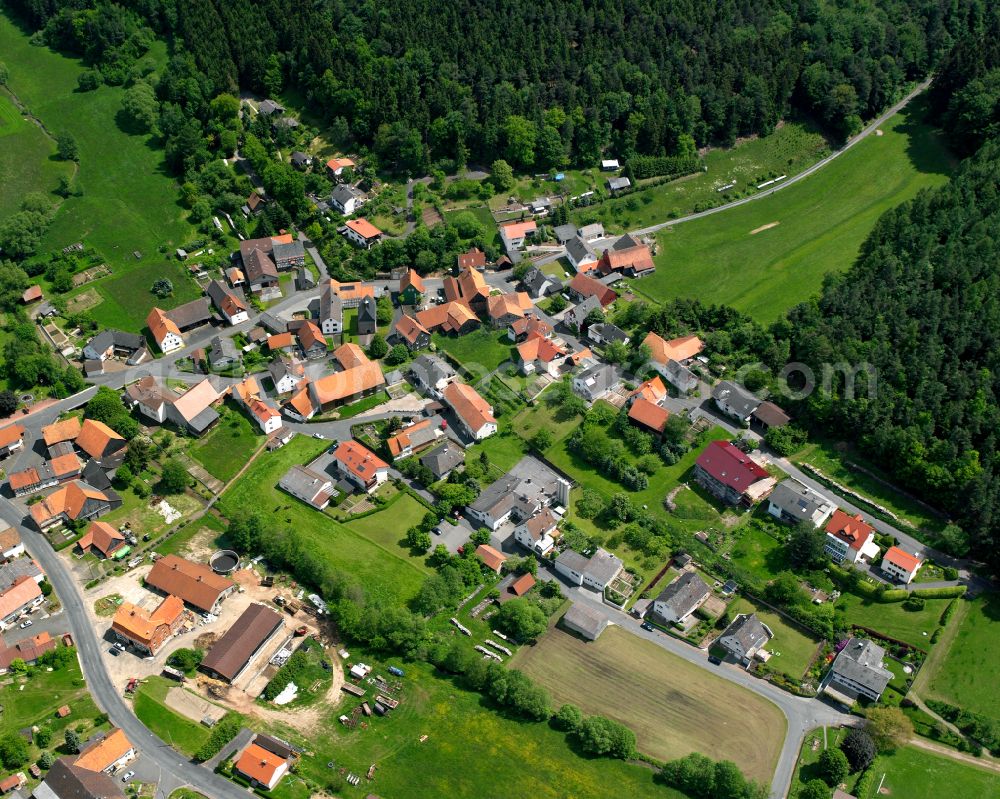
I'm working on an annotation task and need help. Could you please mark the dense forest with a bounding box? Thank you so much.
[7,0,989,170]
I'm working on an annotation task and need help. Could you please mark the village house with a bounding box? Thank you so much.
[74,729,135,775]
[76,521,126,559]
[0,557,44,590]
[344,218,383,249]
[75,418,126,469]
[278,465,334,510]
[824,510,880,565]
[650,571,711,625]
[232,376,283,434]
[257,99,284,116]
[457,247,487,271]
[82,330,148,364]
[767,479,836,528]
[333,342,369,371]
[206,280,250,325]
[0,526,24,560]
[606,176,632,193]
[415,300,480,335]
[565,235,598,272]
[145,308,184,353]
[0,424,24,460]
[520,267,562,298]
[294,320,327,359]
[629,376,667,406]
[110,595,184,656]
[587,322,629,347]
[207,336,240,370]
[145,554,236,614]
[33,756,125,799]
[325,156,356,178]
[567,272,617,307]
[268,357,306,395]
[561,603,609,641]
[8,455,81,497]
[125,375,226,436]
[825,637,894,704]
[513,508,559,556]
[282,384,316,422]
[0,576,44,629]
[332,440,389,493]
[712,380,761,424]
[475,544,507,574]
[330,184,364,215]
[309,362,386,411]
[643,332,703,394]
[201,603,284,684]
[390,314,431,351]
[420,442,465,481]
[628,398,670,435]
[443,382,497,441]
[0,630,56,672]
[386,419,442,460]
[554,548,623,592]
[235,740,291,792]
[881,546,923,584]
[517,332,567,377]
[486,292,533,327]
[29,482,120,531]
[597,233,654,277]
[409,354,457,398]
[508,315,553,342]
[290,151,311,169]
[601,159,620,171]
[751,401,791,432]
[561,295,603,333]
[267,332,296,355]
[398,269,425,306]
[693,440,776,506]
[499,220,537,254]
[444,267,491,316]
[572,362,621,403]
[467,457,570,531]
[357,295,378,336]
[718,613,773,663]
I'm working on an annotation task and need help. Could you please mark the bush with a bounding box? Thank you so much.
[167,647,204,675]
[194,715,242,761]
[817,746,850,786]
[840,728,877,772]
[553,703,583,732]
[911,585,966,599]
[576,715,636,760]
[903,595,925,611]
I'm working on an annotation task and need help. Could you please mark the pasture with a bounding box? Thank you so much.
[0,15,193,262]
[925,593,1000,719]
[432,328,514,375]
[0,90,72,219]
[512,625,785,782]
[834,592,950,648]
[217,436,430,603]
[640,99,955,322]
[189,404,265,482]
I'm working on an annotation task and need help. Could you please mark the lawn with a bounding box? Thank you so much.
[570,119,830,234]
[855,745,1000,799]
[729,522,790,584]
[790,438,947,537]
[101,485,204,540]
[512,625,785,782]
[0,89,73,219]
[728,597,821,679]
[638,98,955,322]
[834,592,951,648]
[925,593,1000,719]
[343,492,431,554]
[0,12,194,319]
[190,404,265,482]
[465,429,529,474]
[217,437,429,603]
[788,726,846,797]
[334,389,391,419]
[133,677,214,757]
[271,656,679,799]
[432,329,514,375]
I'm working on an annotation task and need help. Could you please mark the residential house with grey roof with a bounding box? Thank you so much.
[420,442,465,480]
[651,572,710,625]
[521,267,561,298]
[330,184,364,215]
[467,456,570,531]
[565,235,598,272]
[712,380,761,423]
[825,637,893,703]
[561,295,602,333]
[572,362,621,403]
[83,330,148,364]
[587,322,629,346]
[207,336,240,370]
[409,354,457,398]
[767,479,836,528]
[718,613,773,662]
[554,548,623,592]
[561,602,609,640]
[278,466,334,510]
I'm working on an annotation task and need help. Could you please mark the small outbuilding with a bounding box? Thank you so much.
[560,602,609,640]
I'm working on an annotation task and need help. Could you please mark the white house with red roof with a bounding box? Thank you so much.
[693,440,776,506]
[881,546,923,584]
[331,440,388,493]
[344,218,383,249]
[824,510,880,565]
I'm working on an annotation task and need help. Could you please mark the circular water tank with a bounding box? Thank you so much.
[210,549,239,574]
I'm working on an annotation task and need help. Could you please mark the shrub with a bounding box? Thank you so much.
[912,585,966,599]
[817,747,849,786]
[194,715,242,761]
[840,728,876,772]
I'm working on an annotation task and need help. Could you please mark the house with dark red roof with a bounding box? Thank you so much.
[693,440,776,506]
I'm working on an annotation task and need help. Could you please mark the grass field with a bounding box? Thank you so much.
[432,328,514,374]
[729,523,790,583]
[0,15,193,261]
[728,597,821,679]
[133,677,214,757]
[277,656,680,799]
[83,259,204,332]
[639,98,955,323]
[190,404,264,482]
[791,438,946,536]
[512,625,785,781]
[925,594,1000,718]
[835,592,950,648]
[217,437,429,603]
[571,120,830,233]
[856,745,1000,799]
[343,492,430,553]
[0,89,72,219]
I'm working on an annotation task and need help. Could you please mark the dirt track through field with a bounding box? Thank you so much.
[513,625,784,782]
[750,221,780,235]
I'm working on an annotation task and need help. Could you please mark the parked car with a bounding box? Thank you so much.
[640,622,653,632]
[18,620,32,629]
[121,771,135,783]
[114,642,126,650]
[312,432,325,439]
[109,647,121,656]
[708,655,722,665]
[432,526,443,536]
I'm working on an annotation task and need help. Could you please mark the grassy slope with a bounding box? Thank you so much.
[0,90,72,218]
[641,98,955,322]
[512,625,785,781]
[217,437,429,603]
[133,677,213,756]
[858,745,1000,799]
[834,593,951,648]
[925,593,1000,718]
[279,657,680,799]
[190,404,265,482]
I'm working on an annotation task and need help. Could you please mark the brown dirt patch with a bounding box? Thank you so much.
[65,288,102,314]
[166,686,227,723]
[194,632,217,650]
[749,221,780,235]
[421,206,443,228]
